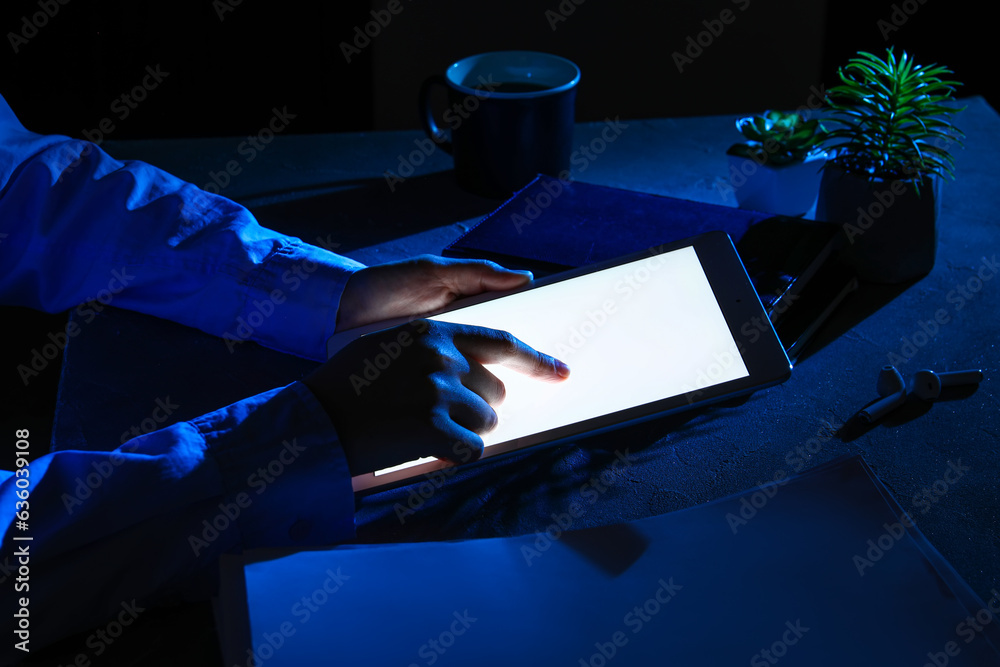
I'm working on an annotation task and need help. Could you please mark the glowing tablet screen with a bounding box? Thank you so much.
[373,246,749,476]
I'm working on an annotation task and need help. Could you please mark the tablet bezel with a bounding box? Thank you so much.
[329,231,791,494]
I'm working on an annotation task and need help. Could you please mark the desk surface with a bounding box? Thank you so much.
[45,98,1000,664]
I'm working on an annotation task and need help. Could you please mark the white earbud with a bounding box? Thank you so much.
[910,369,984,401]
[859,366,985,423]
[860,366,907,423]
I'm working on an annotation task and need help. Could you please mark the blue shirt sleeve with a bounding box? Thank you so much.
[1,382,356,657]
[0,92,365,362]
[0,92,363,657]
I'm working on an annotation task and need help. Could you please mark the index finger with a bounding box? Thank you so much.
[451,325,570,382]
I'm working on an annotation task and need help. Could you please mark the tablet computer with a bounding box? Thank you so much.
[328,231,791,493]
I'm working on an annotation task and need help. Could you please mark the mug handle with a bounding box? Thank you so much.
[419,75,453,155]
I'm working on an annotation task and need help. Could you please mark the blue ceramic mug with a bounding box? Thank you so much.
[420,51,580,198]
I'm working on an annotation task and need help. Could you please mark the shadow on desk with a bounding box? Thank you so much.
[793,279,912,366]
[352,397,751,545]
[246,171,503,252]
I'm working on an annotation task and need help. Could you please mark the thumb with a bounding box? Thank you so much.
[441,260,533,297]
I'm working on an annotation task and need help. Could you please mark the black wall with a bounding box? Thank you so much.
[0,0,373,137]
[0,0,988,139]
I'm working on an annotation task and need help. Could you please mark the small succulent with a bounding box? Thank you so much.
[727,110,826,167]
[821,48,965,187]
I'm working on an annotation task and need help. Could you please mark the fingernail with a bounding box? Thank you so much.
[514,270,533,279]
[555,360,571,378]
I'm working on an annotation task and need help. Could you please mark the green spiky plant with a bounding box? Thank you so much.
[822,48,965,191]
[727,110,826,166]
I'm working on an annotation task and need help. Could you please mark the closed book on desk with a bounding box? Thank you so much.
[215,456,1000,666]
[443,175,857,362]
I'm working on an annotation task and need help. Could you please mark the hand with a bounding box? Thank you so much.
[302,320,570,476]
[336,255,534,331]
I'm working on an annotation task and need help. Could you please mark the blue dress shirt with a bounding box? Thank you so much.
[0,92,365,657]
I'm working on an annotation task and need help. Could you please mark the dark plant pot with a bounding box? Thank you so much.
[815,164,941,284]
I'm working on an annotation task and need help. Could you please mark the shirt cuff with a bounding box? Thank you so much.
[241,241,366,361]
[192,380,356,550]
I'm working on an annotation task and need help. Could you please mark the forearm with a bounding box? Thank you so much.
[0,101,364,360]
[0,381,353,657]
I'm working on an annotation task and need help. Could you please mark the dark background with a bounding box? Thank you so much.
[0,0,987,457]
[0,0,989,138]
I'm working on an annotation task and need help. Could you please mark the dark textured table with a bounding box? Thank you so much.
[41,97,999,665]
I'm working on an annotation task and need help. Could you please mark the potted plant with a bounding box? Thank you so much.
[816,48,965,283]
[725,110,827,216]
